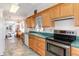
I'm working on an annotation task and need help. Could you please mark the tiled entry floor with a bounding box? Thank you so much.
[4,38,39,56]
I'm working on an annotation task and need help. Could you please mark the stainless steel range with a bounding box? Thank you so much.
[46,30,76,56]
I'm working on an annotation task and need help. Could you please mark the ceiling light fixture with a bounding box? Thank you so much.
[10,4,20,13]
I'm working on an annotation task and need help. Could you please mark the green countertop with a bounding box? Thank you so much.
[28,31,79,48]
[71,36,79,48]
[30,33,48,39]
[29,31,53,39]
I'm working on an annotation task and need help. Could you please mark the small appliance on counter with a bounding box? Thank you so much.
[46,30,76,56]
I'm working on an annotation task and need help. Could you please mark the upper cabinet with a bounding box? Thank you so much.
[26,16,35,28]
[25,3,79,28]
[26,18,31,28]
[40,10,53,27]
[60,3,74,17]
[50,4,60,19]
[73,3,79,26]
[50,3,74,19]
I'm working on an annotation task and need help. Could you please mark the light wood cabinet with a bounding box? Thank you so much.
[71,47,79,56]
[41,11,53,27]
[26,16,35,28]
[51,4,60,19]
[60,3,74,17]
[73,3,79,26]
[26,18,31,28]
[50,4,60,19]
[37,7,55,27]
[26,3,79,27]
[29,35,37,52]
[36,37,46,55]
[29,35,34,49]
[29,35,46,56]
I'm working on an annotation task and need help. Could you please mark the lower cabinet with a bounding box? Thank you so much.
[71,47,79,56]
[29,35,46,56]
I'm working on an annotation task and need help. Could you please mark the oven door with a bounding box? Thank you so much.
[47,40,70,56]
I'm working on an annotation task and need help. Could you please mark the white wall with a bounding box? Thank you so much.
[0,9,5,55]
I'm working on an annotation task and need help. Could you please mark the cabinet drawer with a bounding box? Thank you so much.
[29,41,34,48]
[29,35,46,56]
[38,40,45,50]
[37,48,45,56]
[71,47,79,56]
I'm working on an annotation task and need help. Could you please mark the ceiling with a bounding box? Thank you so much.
[0,3,58,21]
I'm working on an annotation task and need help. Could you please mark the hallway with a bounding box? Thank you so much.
[4,37,39,56]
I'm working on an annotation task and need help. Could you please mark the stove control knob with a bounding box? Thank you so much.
[72,32,74,34]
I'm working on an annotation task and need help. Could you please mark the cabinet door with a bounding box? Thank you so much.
[26,16,35,28]
[26,18,31,28]
[32,36,38,52]
[30,16,35,28]
[71,47,79,56]
[37,38,46,56]
[41,11,52,27]
[60,3,74,17]
[38,39,45,50]
[73,3,79,26]
[29,35,46,56]
[50,4,60,19]
[29,35,34,48]
[29,35,37,50]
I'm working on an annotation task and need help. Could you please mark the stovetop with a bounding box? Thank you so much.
[46,30,76,46]
[46,37,72,45]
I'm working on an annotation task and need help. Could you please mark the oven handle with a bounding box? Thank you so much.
[47,40,70,48]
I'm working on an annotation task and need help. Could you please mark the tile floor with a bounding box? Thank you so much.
[4,37,39,56]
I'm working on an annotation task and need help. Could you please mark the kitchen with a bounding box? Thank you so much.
[0,3,79,56]
[25,3,79,56]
